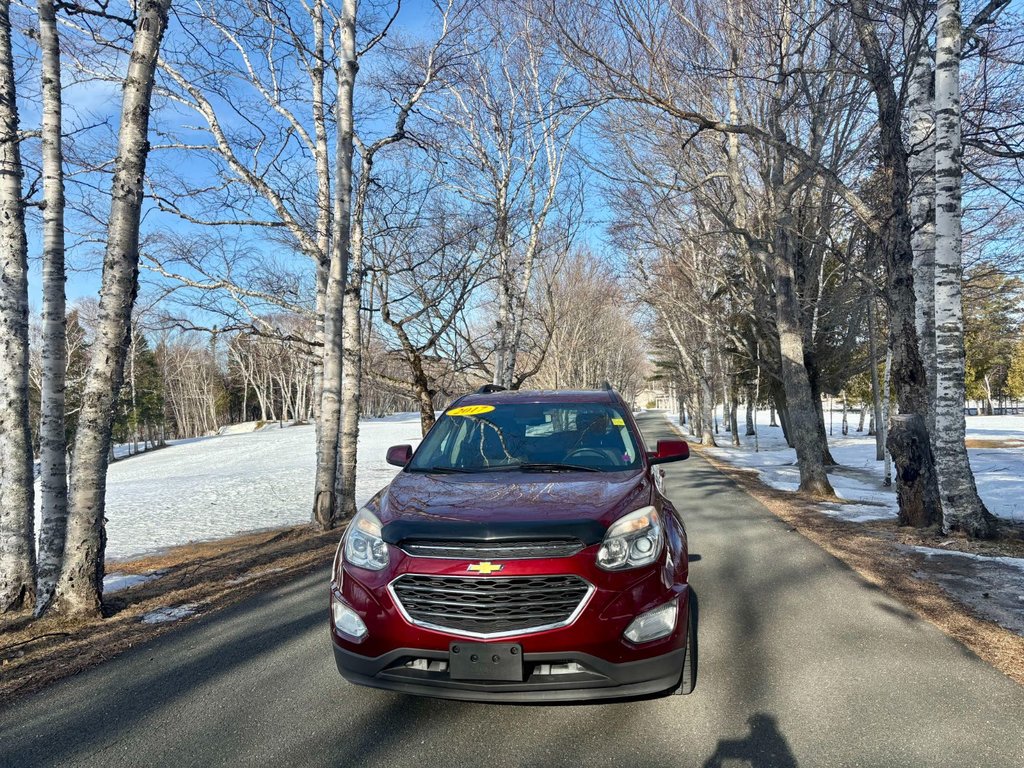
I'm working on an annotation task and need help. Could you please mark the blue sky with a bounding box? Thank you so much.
[22,0,471,307]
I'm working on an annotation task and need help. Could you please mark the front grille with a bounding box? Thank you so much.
[399,539,584,559]
[391,574,591,636]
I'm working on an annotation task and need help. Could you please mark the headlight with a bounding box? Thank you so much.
[332,598,368,639]
[343,508,389,571]
[624,599,677,643]
[597,506,663,570]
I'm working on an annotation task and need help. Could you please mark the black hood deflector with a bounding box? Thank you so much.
[381,518,607,547]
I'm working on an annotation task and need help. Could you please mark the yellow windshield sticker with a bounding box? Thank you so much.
[447,404,496,417]
[611,417,625,426]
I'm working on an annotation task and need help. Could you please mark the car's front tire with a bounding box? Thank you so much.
[672,593,697,695]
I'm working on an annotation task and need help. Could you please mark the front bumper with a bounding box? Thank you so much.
[333,642,686,702]
[330,538,691,701]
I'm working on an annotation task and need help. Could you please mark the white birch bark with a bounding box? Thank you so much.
[338,171,366,521]
[35,0,69,613]
[882,347,893,487]
[0,0,36,612]
[313,0,356,529]
[933,0,995,537]
[906,11,937,436]
[52,0,173,617]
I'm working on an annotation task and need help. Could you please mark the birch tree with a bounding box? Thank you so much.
[0,0,36,613]
[34,0,70,613]
[313,0,356,529]
[905,4,937,435]
[437,4,584,389]
[933,0,996,537]
[52,0,173,618]
[319,0,460,526]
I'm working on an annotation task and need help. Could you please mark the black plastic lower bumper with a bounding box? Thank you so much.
[333,642,685,703]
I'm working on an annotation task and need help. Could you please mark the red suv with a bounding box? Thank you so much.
[330,387,695,702]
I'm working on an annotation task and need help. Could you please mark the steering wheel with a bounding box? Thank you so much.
[565,447,620,464]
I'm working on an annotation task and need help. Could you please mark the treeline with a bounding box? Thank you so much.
[572,0,1024,540]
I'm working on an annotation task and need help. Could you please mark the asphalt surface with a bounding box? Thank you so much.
[2,412,1023,768]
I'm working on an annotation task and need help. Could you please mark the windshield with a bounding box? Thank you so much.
[408,402,643,473]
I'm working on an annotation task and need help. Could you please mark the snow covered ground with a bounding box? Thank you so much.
[686,409,1024,525]
[35,413,424,561]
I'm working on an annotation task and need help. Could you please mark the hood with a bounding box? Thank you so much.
[373,469,652,546]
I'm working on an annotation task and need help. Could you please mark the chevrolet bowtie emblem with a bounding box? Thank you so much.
[467,561,503,574]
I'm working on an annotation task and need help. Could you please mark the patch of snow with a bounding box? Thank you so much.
[819,503,896,523]
[104,571,165,592]
[692,409,1024,523]
[141,603,199,624]
[32,413,424,561]
[910,546,1024,572]
[218,421,261,435]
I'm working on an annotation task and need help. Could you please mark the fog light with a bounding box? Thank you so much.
[332,599,368,640]
[624,599,678,643]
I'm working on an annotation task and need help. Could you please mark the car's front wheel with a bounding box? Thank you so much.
[672,593,697,695]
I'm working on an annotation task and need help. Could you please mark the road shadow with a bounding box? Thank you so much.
[703,714,798,768]
[0,571,329,768]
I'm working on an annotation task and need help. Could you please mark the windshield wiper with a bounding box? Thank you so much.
[410,466,481,474]
[518,462,601,473]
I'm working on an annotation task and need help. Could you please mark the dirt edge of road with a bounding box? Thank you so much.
[0,525,341,706]
[679,435,1024,688]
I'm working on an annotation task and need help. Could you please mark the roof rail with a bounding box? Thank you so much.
[476,383,506,394]
[601,380,614,391]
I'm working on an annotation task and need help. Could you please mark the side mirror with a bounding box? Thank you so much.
[648,439,689,465]
[386,444,413,467]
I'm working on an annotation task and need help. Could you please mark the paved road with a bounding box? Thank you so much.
[2,412,1023,768]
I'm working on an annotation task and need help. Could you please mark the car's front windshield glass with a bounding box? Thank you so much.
[407,402,642,473]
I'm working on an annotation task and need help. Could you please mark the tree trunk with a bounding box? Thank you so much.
[51,0,172,618]
[338,169,371,524]
[745,384,756,436]
[0,0,36,612]
[806,355,838,466]
[413,372,435,437]
[772,233,834,495]
[850,0,941,526]
[868,295,885,456]
[698,368,717,447]
[933,0,995,537]
[883,347,893,488]
[35,0,69,613]
[313,0,356,530]
[729,379,740,446]
[492,207,513,388]
[906,11,937,437]
[887,414,938,526]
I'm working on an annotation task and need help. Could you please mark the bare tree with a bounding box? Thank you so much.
[369,177,487,434]
[435,3,585,389]
[34,0,69,613]
[52,0,173,618]
[933,0,997,536]
[0,0,36,613]
[313,0,356,529]
[528,250,648,398]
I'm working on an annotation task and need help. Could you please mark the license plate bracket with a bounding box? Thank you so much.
[449,641,523,681]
